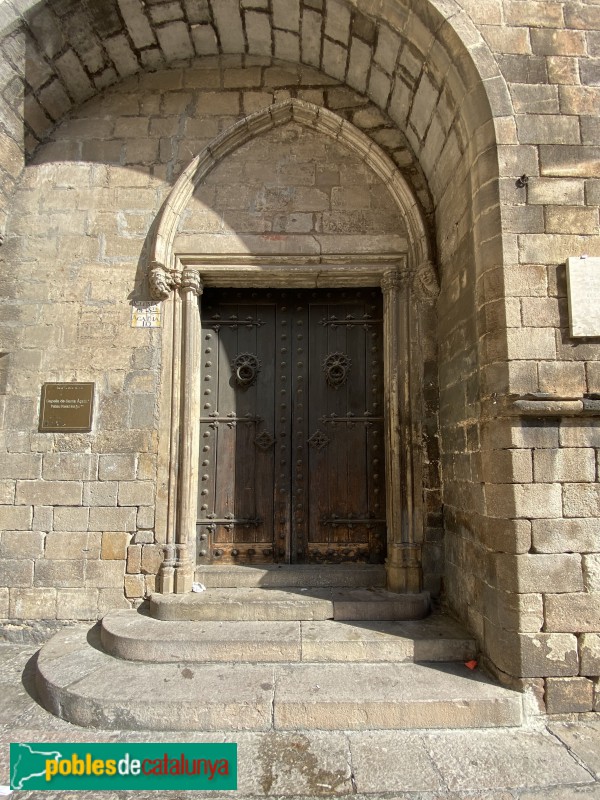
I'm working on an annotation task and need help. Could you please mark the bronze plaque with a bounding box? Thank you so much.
[39,382,95,432]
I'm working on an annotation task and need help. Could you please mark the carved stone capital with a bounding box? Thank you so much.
[380,269,407,294]
[413,260,440,303]
[180,267,203,296]
[149,261,179,300]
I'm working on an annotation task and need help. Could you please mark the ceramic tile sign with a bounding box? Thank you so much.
[39,382,95,432]
[567,256,600,337]
[131,301,162,328]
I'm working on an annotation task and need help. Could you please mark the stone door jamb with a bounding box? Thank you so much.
[152,253,437,595]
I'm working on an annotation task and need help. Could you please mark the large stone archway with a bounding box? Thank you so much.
[146,98,439,595]
[2,0,598,713]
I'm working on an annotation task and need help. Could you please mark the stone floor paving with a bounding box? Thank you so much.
[0,643,599,799]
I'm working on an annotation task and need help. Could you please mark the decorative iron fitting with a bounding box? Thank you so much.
[197,517,262,528]
[255,430,276,450]
[322,352,351,388]
[319,314,382,327]
[232,352,261,387]
[204,314,265,329]
[307,429,330,450]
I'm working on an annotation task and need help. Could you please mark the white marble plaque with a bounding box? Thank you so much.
[131,301,161,328]
[566,256,600,337]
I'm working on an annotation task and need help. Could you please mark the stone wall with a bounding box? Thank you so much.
[0,0,598,713]
[0,61,443,620]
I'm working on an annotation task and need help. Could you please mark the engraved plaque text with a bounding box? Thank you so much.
[39,383,95,432]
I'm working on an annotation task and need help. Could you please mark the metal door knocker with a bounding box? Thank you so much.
[322,352,351,388]
[232,352,261,387]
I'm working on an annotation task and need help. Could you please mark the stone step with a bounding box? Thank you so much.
[37,626,521,732]
[149,588,430,622]
[194,564,386,588]
[101,609,477,664]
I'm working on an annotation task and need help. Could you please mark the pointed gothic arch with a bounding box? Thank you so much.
[146,99,439,596]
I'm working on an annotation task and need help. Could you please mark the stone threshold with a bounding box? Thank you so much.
[149,587,431,621]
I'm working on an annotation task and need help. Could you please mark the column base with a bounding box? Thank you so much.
[386,544,422,593]
[173,563,194,594]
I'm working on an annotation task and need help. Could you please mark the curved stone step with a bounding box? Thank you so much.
[101,611,301,662]
[36,626,520,732]
[149,588,430,622]
[101,609,476,664]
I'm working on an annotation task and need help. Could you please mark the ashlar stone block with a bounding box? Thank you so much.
[45,531,100,559]
[101,531,131,560]
[580,633,600,675]
[583,554,600,592]
[34,558,84,588]
[0,558,34,588]
[53,506,91,532]
[563,484,600,518]
[484,587,544,633]
[486,624,579,677]
[533,449,596,483]
[491,553,583,594]
[117,481,155,506]
[98,453,137,481]
[0,505,32,531]
[15,480,83,506]
[124,573,145,598]
[485,483,562,519]
[85,559,125,588]
[56,588,98,620]
[545,593,600,632]
[0,530,45,559]
[9,587,56,619]
[88,506,137,531]
[532,518,600,554]
[545,677,594,713]
[0,453,41,480]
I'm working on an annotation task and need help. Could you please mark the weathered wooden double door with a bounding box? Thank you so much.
[196,288,386,565]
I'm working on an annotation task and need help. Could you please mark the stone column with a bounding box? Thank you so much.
[381,268,421,593]
[173,267,203,593]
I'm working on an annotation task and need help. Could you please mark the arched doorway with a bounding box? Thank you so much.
[147,99,439,596]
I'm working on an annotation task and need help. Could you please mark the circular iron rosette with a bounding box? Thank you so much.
[231,352,262,387]
[322,352,352,388]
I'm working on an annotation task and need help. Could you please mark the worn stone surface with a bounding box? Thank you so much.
[149,588,429,622]
[424,728,594,791]
[35,625,522,732]
[546,677,594,713]
[102,610,302,662]
[273,662,522,730]
[0,0,598,715]
[581,633,600,675]
[194,564,386,588]
[2,643,600,797]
